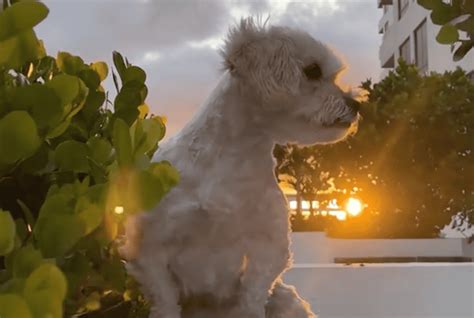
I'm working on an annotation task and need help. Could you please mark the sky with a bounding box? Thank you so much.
[36,0,382,137]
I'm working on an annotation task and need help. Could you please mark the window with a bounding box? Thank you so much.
[399,37,411,63]
[415,19,428,73]
[398,0,409,19]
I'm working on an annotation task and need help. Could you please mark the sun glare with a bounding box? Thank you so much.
[114,206,124,215]
[345,198,363,216]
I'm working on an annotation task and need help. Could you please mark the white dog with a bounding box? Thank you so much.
[122,18,359,318]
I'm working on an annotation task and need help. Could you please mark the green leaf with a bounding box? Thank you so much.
[100,256,127,291]
[463,1,474,14]
[24,291,63,318]
[15,218,28,241]
[35,214,85,257]
[16,200,35,228]
[133,118,165,154]
[78,68,100,90]
[417,0,443,10]
[91,61,108,82]
[54,140,89,172]
[114,83,144,125]
[0,111,40,165]
[136,170,166,210]
[0,277,26,294]
[45,74,81,107]
[37,193,72,222]
[113,118,133,167]
[430,3,457,25]
[11,245,43,278]
[80,90,106,121]
[0,1,49,41]
[10,84,63,129]
[0,210,15,255]
[24,263,67,301]
[148,161,180,191]
[456,15,474,33]
[56,51,84,75]
[87,136,113,164]
[137,161,180,210]
[75,198,102,235]
[112,51,126,80]
[453,40,474,61]
[122,66,146,84]
[45,117,70,139]
[436,24,459,44]
[0,29,44,69]
[0,294,33,318]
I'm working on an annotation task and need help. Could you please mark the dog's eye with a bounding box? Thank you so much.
[303,63,322,80]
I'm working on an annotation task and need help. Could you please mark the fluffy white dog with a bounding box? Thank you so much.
[122,18,359,318]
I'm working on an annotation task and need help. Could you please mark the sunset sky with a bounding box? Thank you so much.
[36,0,382,137]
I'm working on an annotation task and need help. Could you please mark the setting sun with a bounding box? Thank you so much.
[345,198,363,216]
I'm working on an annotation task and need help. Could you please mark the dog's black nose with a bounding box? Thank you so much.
[344,97,360,113]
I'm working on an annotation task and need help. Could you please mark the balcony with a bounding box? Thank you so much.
[378,0,393,8]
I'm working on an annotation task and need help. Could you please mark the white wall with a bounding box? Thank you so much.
[284,263,474,318]
[290,232,470,264]
[378,0,474,77]
[287,233,474,318]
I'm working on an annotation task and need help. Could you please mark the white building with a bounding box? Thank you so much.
[378,0,474,78]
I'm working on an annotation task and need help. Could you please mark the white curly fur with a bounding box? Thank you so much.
[121,18,359,318]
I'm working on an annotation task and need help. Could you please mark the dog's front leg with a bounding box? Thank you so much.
[235,237,290,318]
[131,256,181,318]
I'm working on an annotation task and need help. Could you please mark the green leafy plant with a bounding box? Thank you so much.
[0,1,178,317]
[418,0,474,60]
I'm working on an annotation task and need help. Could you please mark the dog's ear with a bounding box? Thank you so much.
[221,18,301,102]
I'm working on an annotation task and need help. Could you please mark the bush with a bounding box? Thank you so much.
[0,2,178,317]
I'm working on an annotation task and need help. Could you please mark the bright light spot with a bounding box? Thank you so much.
[312,201,320,209]
[27,224,32,232]
[329,210,347,221]
[327,199,340,209]
[302,210,310,217]
[335,211,347,221]
[114,206,124,215]
[302,201,310,210]
[346,198,363,216]
[289,200,297,210]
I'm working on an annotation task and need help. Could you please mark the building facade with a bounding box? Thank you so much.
[378,0,474,78]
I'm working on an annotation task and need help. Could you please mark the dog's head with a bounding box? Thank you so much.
[222,18,359,145]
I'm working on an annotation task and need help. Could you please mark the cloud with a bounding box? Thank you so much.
[35,0,382,137]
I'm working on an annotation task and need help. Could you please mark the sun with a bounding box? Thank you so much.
[345,198,363,216]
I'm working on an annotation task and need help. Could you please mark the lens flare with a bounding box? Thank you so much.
[345,198,363,216]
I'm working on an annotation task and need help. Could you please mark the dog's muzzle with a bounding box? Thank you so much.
[324,97,360,128]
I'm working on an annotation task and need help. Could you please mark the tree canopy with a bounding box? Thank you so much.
[276,61,474,238]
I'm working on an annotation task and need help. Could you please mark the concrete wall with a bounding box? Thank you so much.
[290,232,470,264]
[287,233,474,318]
[284,263,474,318]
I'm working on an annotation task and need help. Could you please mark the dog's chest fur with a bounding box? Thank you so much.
[135,74,291,304]
[144,137,289,299]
